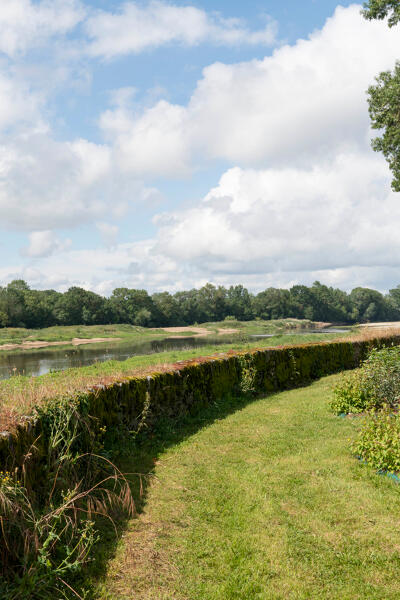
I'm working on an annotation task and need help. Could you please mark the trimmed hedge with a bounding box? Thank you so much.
[1,334,400,490]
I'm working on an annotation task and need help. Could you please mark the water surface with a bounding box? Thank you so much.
[0,328,348,381]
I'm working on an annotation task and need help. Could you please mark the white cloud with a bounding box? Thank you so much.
[100,5,400,176]
[0,71,44,132]
[3,3,400,295]
[0,133,156,230]
[22,230,72,258]
[0,0,85,57]
[4,149,400,294]
[100,100,190,176]
[153,152,400,277]
[86,1,277,59]
[96,222,119,247]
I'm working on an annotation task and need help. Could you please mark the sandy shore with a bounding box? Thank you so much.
[0,337,122,352]
[159,326,239,339]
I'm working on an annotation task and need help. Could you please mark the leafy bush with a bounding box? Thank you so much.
[331,346,400,414]
[331,370,370,414]
[352,407,400,473]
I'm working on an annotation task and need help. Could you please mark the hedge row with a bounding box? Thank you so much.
[2,334,400,493]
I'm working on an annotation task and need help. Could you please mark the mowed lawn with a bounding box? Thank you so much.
[96,375,400,600]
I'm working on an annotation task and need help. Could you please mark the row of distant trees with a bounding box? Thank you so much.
[1,279,400,329]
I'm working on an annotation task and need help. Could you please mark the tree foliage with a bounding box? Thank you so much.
[363,1,400,189]
[362,0,400,27]
[368,63,400,191]
[0,279,399,328]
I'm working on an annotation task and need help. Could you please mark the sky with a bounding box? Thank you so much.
[0,0,400,296]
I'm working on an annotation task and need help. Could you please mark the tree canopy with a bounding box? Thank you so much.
[0,280,399,328]
[363,1,400,189]
[362,1,400,27]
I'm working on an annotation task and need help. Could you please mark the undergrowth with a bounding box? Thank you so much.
[0,399,135,599]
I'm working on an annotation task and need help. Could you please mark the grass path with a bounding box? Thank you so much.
[98,375,400,599]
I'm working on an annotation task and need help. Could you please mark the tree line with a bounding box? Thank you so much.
[1,279,400,329]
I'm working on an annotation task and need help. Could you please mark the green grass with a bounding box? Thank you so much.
[96,374,400,600]
[0,331,348,423]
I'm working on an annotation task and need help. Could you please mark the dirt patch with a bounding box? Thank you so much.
[217,327,238,335]
[0,337,122,352]
[158,326,238,339]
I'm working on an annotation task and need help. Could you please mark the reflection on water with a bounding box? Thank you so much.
[0,328,348,381]
[0,337,234,380]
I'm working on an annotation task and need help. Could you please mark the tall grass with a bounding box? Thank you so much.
[0,400,135,599]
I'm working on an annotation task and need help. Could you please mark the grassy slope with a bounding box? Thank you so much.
[97,374,400,600]
[0,332,346,420]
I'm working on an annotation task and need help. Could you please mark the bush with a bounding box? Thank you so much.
[331,346,400,414]
[331,370,370,414]
[352,407,400,473]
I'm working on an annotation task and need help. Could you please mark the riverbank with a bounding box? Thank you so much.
[0,318,327,352]
[0,330,349,431]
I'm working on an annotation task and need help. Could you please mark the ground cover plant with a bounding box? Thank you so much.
[95,375,400,600]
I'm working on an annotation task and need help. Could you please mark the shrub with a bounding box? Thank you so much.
[331,370,369,414]
[352,407,400,473]
[331,346,400,414]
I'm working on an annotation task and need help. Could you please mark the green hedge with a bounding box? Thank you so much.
[2,334,400,490]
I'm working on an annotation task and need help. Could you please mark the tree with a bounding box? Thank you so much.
[362,1,400,27]
[349,287,392,322]
[54,287,108,325]
[252,288,291,320]
[108,288,156,325]
[367,63,400,191]
[152,292,182,326]
[363,1,400,190]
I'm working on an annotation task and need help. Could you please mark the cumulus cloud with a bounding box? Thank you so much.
[0,0,85,57]
[0,133,158,231]
[100,5,400,176]
[5,148,400,294]
[22,230,72,258]
[154,152,399,276]
[3,3,400,294]
[86,1,277,59]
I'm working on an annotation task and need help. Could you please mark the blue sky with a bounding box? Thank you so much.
[1,0,400,295]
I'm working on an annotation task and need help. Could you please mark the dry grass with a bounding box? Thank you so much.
[343,326,400,342]
[0,328,397,433]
